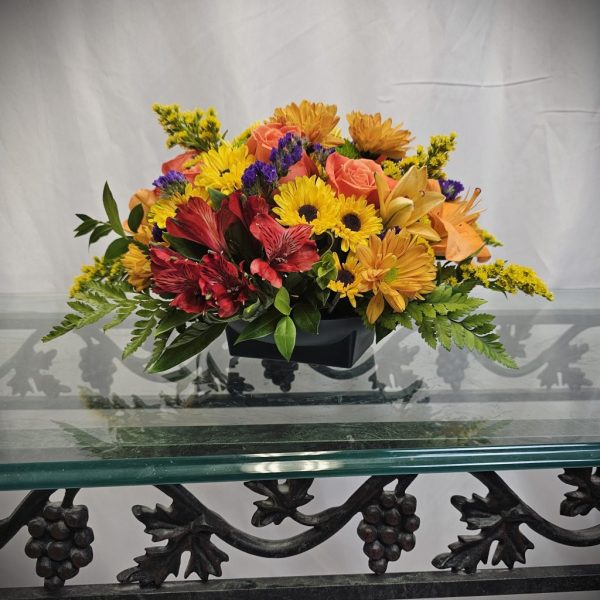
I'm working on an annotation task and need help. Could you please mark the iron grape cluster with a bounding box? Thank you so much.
[25,501,94,591]
[357,489,420,574]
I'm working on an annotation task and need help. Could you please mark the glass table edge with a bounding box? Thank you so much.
[1,443,600,491]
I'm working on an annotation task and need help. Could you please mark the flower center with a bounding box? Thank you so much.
[342,212,361,232]
[298,204,318,222]
[337,269,355,285]
[383,267,398,283]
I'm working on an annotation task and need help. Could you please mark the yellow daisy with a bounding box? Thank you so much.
[347,111,412,159]
[121,244,152,291]
[270,100,343,146]
[192,143,254,195]
[231,120,263,146]
[333,194,383,252]
[328,253,363,307]
[273,176,340,235]
[147,196,188,229]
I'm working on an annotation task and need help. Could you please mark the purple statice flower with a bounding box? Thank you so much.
[309,143,335,166]
[152,170,187,198]
[269,133,304,177]
[439,179,464,201]
[152,223,164,242]
[241,161,278,191]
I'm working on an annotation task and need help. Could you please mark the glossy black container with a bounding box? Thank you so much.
[226,316,374,368]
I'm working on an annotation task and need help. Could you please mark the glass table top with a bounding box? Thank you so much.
[0,290,599,490]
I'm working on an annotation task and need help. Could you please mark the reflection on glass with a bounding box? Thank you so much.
[0,291,599,472]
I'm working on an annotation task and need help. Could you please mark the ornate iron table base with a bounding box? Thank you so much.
[5,566,600,600]
[1,468,599,596]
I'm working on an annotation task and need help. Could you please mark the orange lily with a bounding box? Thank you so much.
[429,188,491,262]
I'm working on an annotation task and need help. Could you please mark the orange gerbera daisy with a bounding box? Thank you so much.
[356,230,437,323]
[270,100,342,146]
[429,188,491,263]
[347,111,412,159]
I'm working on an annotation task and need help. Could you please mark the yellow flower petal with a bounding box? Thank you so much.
[366,292,385,324]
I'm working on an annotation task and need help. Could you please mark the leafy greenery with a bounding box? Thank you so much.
[122,298,167,359]
[146,323,225,373]
[73,183,131,248]
[42,281,133,342]
[127,203,144,233]
[235,309,280,343]
[274,316,296,361]
[336,139,361,159]
[373,284,517,369]
[293,303,320,334]
[311,251,337,290]
[104,237,130,261]
[274,287,291,315]
[102,182,126,237]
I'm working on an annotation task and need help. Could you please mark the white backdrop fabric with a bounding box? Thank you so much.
[1,0,600,596]
[1,0,600,293]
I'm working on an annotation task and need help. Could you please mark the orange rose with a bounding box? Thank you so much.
[280,152,317,184]
[161,150,201,182]
[124,188,158,233]
[128,188,157,214]
[325,152,394,205]
[247,123,301,162]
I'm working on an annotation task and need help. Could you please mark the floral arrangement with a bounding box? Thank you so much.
[44,100,552,372]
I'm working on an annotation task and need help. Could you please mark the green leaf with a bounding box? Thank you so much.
[417,318,438,349]
[336,139,361,159]
[75,213,92,222]
[103,301,136,331]
[162,233,206,260]
[104,237,131,261]
[207,188,228,210]
[167,321,213,348]
[293,303,320,334]
[89,224,113,245]
[311,250,337,289]
[155,309,194,336]
[274,287,291,315]
[127,203,144,233]
[146,331,171,371]
[147,324,225,373]
[42,281,136,342]
[122,302,165,359]
[74,219,98,237]
[103,182,126,237]
[242,299,262,320]
[274,316,296,361]
[434,315,452,350]
[235,310,280,343]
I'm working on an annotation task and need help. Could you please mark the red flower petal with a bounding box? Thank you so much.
[250,258,282,288]
[166,197,230,253]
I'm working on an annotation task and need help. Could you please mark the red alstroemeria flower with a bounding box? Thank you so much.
[150,247,207,314]
[249,214,319,288]
[224,193,269,229]
[197,253,255,318]
[166,197,235,254]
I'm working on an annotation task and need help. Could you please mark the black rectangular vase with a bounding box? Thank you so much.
[226,316,374,368]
